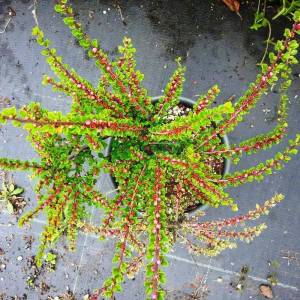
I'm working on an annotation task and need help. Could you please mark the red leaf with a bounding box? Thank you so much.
[222,0,240,12]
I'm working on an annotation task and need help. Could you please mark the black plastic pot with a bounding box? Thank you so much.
[104,96,230,211]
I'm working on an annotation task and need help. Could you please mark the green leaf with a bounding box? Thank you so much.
[32,26,41,36]
[114,283,123,292]
[91,39,99,48]
[54,4,63,13]
[9,184,15,193]
[146,266,154,277]
[41,49,49,56]
[231,204,238,212]
[79,39,90,49]
[112,267,120,276]
[294,10,300,22]
[71,29,83,40]
[159,271,167,284]
[63,17,74,26]
[11,188,24,196]
[102,290,113,298]
[6,202,14,214]
[1,107,17,117]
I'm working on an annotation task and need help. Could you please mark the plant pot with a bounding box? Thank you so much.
[104,96,230,212]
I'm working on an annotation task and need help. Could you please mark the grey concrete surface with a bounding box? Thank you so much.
[0,0,300,299]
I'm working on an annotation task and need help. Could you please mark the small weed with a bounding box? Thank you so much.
[0,181,24,214]
[45,252,57,272]
[266,260,280,286]
[231,265,250,291]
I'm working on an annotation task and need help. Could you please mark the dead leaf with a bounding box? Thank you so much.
[222,0,240,12]
[259,284,273,299]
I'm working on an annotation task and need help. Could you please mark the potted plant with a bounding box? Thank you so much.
[0,1,300,299]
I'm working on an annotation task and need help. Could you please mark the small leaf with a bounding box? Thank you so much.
[6,202,14,214]
[54,4,63,13]
[9,184,15,193]
[41,49,49,56]
[2,182,7,192]
[32,26,40,36]
[11,187,24,196]
[231,204,238,212]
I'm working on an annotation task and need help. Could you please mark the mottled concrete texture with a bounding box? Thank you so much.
[0,0,300,299]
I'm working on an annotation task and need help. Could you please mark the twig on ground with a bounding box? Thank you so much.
[30,0,39,27]
[117,5,127,26]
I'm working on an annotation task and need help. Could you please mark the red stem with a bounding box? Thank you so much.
[200,28,296,148]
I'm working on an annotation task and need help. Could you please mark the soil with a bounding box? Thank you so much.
[164,103,226,213]
[22,235,34,251]
[22,254,57,294]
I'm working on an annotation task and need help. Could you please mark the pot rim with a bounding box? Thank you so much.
[104,96,231,212]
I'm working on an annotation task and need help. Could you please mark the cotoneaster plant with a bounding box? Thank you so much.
[0,1,300,299]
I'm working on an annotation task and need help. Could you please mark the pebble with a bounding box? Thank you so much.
[103,10,107,15]
[17,256,23,261]
[262,108,271,114]
[0,263,6,270]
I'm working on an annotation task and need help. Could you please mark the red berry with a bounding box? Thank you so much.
[294,23,300,31]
